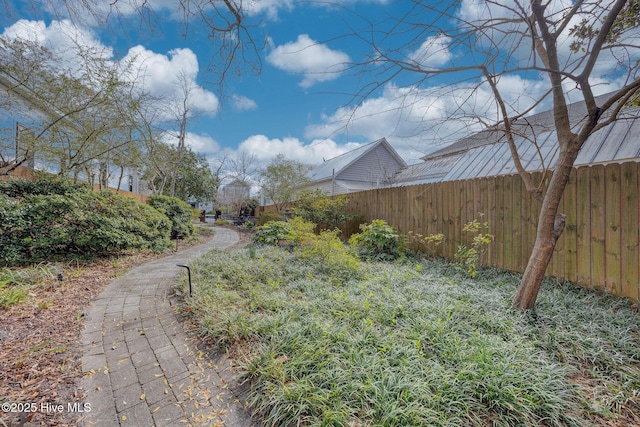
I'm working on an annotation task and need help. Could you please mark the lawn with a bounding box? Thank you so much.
[177,246,640,426]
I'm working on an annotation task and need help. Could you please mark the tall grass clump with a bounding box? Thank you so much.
[0,265,55,309]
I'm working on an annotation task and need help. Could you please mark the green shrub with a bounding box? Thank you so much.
[349,219,407,261]
[253,221,291,245]
[0,185,172,266]
[297,229,361,281]
[286,217,316,245]
[293,189,352,231]
[0,176,89,198]
[148,195,194,239]
[256,210,284,226]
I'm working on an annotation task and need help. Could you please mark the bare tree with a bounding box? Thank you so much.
[228,150,257,182]
[346,0,640,309]
[167,71,195,198]
[0,36,144,179]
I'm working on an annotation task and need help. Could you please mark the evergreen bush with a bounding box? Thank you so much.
[0,180,172,266]
[256,210,284,226]
[147,195,195,239]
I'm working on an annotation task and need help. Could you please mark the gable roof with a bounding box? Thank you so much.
[308,138,406,182]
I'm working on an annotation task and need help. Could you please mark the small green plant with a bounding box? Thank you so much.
[349,219,407,261]
[252,221,291,245]
[247,243,257,259]
[407,231,444,256]
[454,214,494,277]
[0,283,28,309]
[0,266,56,309]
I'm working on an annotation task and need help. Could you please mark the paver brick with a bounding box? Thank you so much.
[80,228,257,426]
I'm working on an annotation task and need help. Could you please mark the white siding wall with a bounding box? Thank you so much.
[338,144,402,183]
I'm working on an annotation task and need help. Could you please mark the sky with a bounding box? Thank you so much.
[0,0,634,171]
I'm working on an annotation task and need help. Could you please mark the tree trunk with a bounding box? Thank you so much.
[512,149,576,310]
[512,211,566,309]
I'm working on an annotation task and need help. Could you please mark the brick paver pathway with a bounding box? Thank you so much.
[80,228,257,426]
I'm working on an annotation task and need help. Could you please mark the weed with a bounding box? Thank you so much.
[0,285,28,309]
[407,230,444,256]
[454,214,494,277]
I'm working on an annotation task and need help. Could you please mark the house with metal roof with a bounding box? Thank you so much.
[306,137,407,195]
[393,97,640,186]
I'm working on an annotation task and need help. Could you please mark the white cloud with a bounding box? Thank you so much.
[121,46,219,118]
[246,0,295,19]
[2,20,219,121]
[237,134,361,165]
[304,79,554,162]
[186,132,221,154]
[231,94,258,111]
[266,34,350,88]
[408,34,452,69]
[161,131,220,154]
[1,19,113,76]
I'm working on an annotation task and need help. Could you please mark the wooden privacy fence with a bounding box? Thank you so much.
[344,162,640,303]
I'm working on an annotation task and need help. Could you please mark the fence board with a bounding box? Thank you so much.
[439,182,449,256]
[604,164,622,295]
[487,177,500,267]
[494,176,506,269]
[563,170,578,282]
[512,175,524,271]
[575,167,592,287]
[452,181,461,257]
[503,175,514,270]
[337,162,639,302]
[620,162,639,301]
[479,178,493,265]
[590,165,607,290]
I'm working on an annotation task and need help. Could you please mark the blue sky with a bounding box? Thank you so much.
[1,0,632,170]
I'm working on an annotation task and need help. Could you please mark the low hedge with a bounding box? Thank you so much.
[0,178,172,266]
